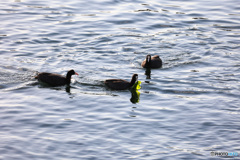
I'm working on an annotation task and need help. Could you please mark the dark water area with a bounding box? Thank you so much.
[0,0,240,159]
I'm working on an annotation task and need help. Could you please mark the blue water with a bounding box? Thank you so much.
[0,0,240,159]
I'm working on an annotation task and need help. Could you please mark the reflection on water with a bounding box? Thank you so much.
[145,68,151,80]
[65,85,71,93]
[0,0,240,159]
[130,89,141,104]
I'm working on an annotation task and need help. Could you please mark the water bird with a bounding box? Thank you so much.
[141,55,162,68]
[105,74,138,90]
[35,69,78,86]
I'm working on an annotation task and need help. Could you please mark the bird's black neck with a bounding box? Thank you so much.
[145,55,151,68]
[66,73,72,84]
[130,76,137,86]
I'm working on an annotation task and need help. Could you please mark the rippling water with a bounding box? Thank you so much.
[0,0,240,159]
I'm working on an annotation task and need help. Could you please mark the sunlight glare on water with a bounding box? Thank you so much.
[0,0,240,159]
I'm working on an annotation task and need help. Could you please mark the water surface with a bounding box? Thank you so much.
[0,0,240,159]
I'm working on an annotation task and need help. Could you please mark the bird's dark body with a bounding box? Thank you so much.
[141,55,162,68]
[36,73,67,86]
[104,74,138,90]
[35,69,77,87]
[105,79,131,90]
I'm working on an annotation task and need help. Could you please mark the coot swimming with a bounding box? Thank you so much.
[35,69,78,86]
[104,74,138,90]
[141,55,162,68]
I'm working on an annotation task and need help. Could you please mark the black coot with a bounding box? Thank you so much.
[35,69,78,86]
[141,55,162,68]
[104,74,138,90]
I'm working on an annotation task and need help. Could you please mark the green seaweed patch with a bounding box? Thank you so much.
[131,81,141,90]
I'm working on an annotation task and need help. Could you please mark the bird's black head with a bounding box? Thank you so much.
[67,69,78,76]
[130,74,138,86]
[145,55,152,68]
[146,55,151,63]
[66,69,78,84]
